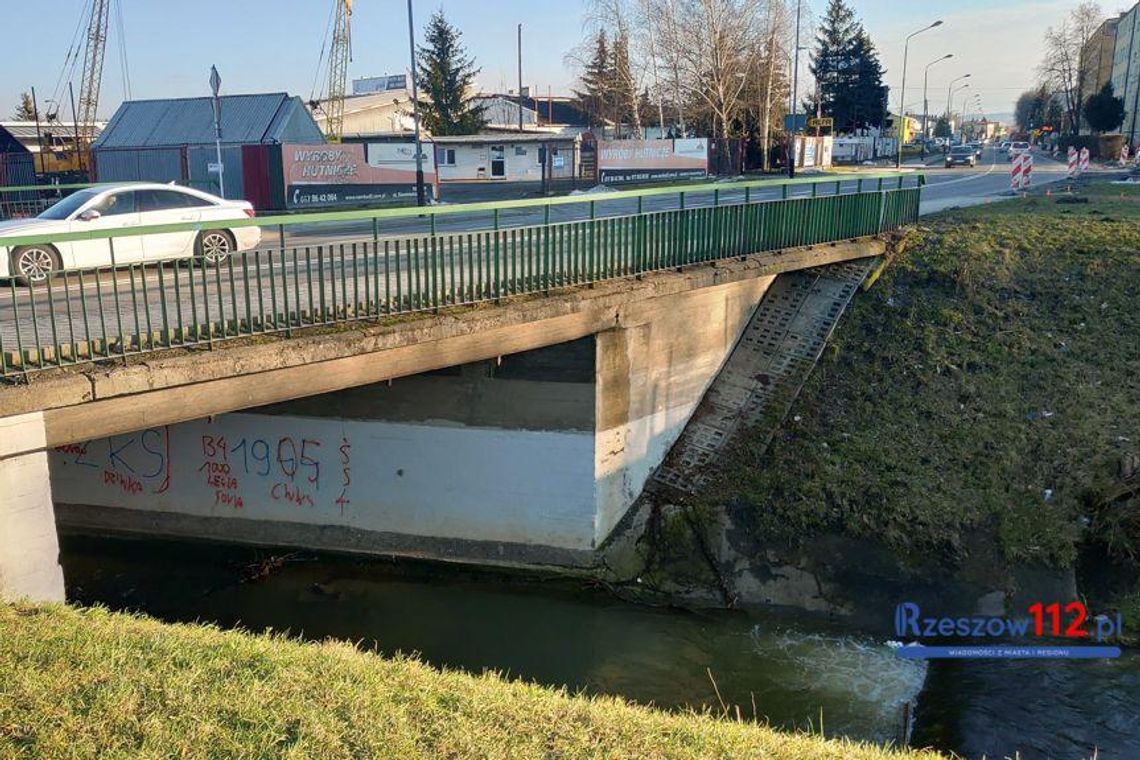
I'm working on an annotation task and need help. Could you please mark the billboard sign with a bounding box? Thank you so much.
[352,74,409,95]
[597,138,708,184]
[281,142,437,209]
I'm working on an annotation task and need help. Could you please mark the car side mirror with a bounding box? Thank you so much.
[78,209,102,222]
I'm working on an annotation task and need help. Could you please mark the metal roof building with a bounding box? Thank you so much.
[91,93,325,199]
[0,124,36,189]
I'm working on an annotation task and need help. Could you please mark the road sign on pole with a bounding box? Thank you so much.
[209,64,226,198]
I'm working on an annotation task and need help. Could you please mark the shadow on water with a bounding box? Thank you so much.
[60,534,924,746]
[59,535,1140,758]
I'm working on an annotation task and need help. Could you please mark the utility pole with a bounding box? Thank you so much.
[407,0,426,206]
[788,0,801,179]
[68,82,84,174]
[30,87,46,175]
[517,24,524,132]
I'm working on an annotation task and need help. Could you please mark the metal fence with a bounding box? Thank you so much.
[0,182,101,221]
[0,174,922,378]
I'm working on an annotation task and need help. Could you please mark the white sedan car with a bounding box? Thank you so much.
[0,183,262,284]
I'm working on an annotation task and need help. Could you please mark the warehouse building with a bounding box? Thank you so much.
[91,93,325,199]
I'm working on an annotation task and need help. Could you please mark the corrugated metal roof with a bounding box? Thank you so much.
[0,122,106,142]
[0,125,29,154]
[92,93,322,149]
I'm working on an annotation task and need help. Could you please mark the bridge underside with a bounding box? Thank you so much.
[0,237,888,600]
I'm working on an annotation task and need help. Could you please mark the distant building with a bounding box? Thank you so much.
[314,90,417,140]
[494,95,592,136]
[961,119,1002,142]
[469,95,540,132]
[1111,4,1140,142]
[432,133,579,184]
[0,121,106,175]
[1080,17,1119,134]
[92,92,324,199]
[0,124,35,188]
[888,112,922,144]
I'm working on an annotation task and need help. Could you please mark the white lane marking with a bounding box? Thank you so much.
[924,156,998,189]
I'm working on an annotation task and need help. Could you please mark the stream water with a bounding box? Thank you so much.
[59,535,1140,759]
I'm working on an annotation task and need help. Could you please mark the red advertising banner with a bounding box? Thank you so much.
[281,143,437,209]
[597,138,708,184]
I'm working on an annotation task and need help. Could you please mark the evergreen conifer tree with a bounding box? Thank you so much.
[416,11,486,136]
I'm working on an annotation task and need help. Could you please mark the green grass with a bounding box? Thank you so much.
[710,183,1140,570]
[0,604,943,760]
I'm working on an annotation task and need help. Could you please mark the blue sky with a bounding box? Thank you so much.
[3,0,1089,123]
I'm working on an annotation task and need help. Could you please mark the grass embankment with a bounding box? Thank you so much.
[715,183,1140,575]
[0,604,941,759]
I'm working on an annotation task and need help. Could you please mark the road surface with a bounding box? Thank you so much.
[0,156,1108,373]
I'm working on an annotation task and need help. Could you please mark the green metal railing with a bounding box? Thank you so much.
[0,173,923,378]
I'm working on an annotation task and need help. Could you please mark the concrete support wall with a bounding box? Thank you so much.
[51,412,597,554]
[49,276,778,566]
[0,413,65,602]
[593,275,777,542]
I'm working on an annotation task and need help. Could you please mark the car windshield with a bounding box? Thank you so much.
[951,147,972,155]
[36,188,103,221]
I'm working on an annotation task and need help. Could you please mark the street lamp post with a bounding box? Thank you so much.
[921,54,952,160]
[896,20,943,169]
[948,83,966,142]
[945,73,970,119]
[951,83,970,141]
[953,85,971,140]
[406,0,426,207]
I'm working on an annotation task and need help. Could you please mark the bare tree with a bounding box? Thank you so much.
[651,0,769,138]
[752,0,792,169]
[1039,1,1103,135]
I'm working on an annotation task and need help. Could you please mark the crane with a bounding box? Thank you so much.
[324,0,353,143]
[77,0,111,159]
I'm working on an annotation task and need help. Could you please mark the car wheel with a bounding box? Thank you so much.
[196,230,236,266]
[11,245,62,286]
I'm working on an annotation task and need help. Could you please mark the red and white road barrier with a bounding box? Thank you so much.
[1079,147,1090,173]
[1010,153,1034,191]
[1011,153,1027,190]
[1068,146,1078,177]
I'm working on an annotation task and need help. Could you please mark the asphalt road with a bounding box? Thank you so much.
[916,146,1092,215]
[0,157,1096,371]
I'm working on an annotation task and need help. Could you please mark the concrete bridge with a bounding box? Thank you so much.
[0,175,921,602]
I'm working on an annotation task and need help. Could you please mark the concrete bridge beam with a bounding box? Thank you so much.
[0,412,65,602]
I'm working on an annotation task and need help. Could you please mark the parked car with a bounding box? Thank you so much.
[998,141,1012,152]
[945,145,978,168]
[0,183,261,285]
[1007,142,1031,161]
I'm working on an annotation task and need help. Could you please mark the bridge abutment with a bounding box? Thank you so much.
[48,276,776,568]
[0,412,65,602]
